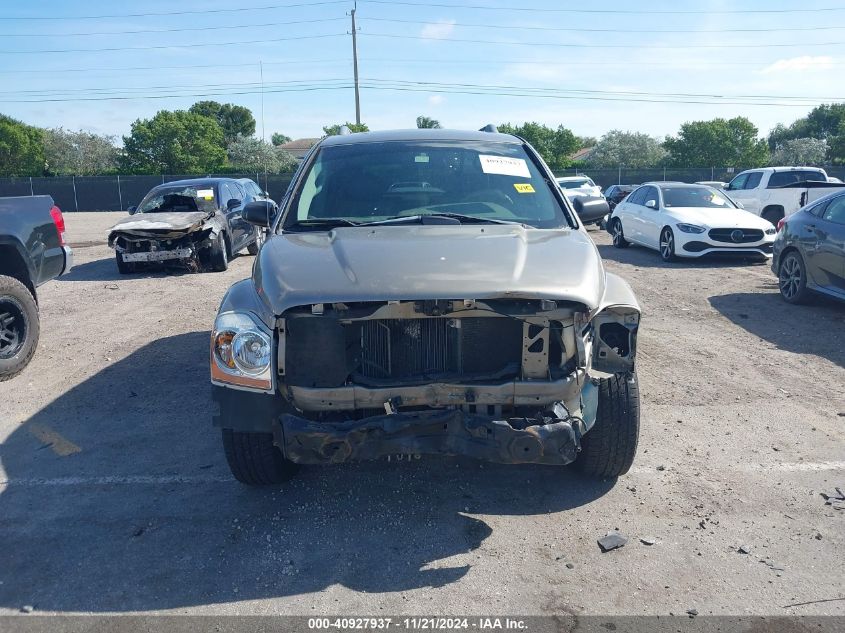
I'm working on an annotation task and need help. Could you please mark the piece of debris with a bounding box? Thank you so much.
[565,562,575,569]
[105,283,119,290]
[656,465,666,471]
[686,609,698,618]
[814,532,823,541]
[598,531,628,552]
[760,558,785,572]
[20,605,34,614]
[738,545,751,554]
[820,488,845,510]
[698,519,706,529]
[640,537,656,546]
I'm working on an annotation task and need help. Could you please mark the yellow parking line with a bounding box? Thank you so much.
[27,423,81,456]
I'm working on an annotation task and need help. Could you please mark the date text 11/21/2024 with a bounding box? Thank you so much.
[307,618,527,630]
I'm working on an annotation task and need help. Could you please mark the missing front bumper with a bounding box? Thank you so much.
[121,247,194,262]
[279,408,581,465]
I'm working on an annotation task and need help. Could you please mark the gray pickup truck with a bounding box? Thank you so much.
[0,195,73,380]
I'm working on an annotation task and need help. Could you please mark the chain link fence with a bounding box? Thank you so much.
[0,173,295,212]
[1,167,844,211]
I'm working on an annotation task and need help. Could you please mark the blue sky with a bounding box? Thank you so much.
[1,0,842,143]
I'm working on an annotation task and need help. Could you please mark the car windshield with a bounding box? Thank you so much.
[558,178,591,189]
[661,186,736,209]
[285,140,569,229]
[137,185,217,214]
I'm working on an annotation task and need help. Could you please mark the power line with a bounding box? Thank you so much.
[362,0,845,14]
[0,17,348,37]
[0,33,346,54]
[366,32,845,49]
[361,16,845,34]
[0,1,350,20]
[0,60,349,74]
[360,57,842,68]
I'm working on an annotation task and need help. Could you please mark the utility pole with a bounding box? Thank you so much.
[351,2,361,125]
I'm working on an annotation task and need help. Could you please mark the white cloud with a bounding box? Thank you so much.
[761,56,834,74]
[428,94,445,106]
[420,20,456,40]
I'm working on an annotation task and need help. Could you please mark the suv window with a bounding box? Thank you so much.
[744,172,763,189]
[727,173,749,191]
[287,140,570,229]
[822,195,845,224]
[767,170,826,188]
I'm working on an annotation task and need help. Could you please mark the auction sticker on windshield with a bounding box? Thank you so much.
[196,188,214,200]
[513,183,535,193]
[478,155,531,178]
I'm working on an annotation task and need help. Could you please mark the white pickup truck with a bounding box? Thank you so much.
[724,167,845,224]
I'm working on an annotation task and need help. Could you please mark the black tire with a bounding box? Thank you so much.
[208,233,229,272]
[246,229,264,256]
[778,250,811,304]
[115,251,134,275]
[0,275,40,382]
[611,219,629,248]
[222,429,298,486]
[577,372,640,478]
[762,207,784,226]
[659,227,676,262]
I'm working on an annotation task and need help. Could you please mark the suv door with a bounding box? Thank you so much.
[221,182,248,250]
[725,172,757,212]
[809,194,845,295]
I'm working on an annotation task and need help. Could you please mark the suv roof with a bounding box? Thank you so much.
[739,166,826,174]
[159,177,238,189]
[319,128,521,147]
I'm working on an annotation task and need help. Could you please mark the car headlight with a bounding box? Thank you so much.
[676,223,707,234]
[211,312,273,391]
[765,227,776,235]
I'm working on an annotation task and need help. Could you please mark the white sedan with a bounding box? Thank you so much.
[608,182,777,262]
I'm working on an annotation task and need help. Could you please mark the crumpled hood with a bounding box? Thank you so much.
[666,206,775,230]
[254,225,607,315]
[108,211,211,237]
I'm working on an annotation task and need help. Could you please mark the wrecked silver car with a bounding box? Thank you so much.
[108,178,266,274]
[210,128,640,485]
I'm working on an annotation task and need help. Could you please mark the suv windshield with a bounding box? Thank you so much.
[285,140,569,229]
[661,186,736,209]
[558,178,592,189]
[138,185,217,214]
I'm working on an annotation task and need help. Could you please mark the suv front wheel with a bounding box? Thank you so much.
[222,429,298,485]
[577,372,640,478]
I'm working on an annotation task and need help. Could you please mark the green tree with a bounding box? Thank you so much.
[576,135,597,148]
[227,136,298,174]
[587,130,667,168]
[498,122,578,170]
[416,115,442,129]
[770,138,828,166]
[322,122,370,136]
[0,114,44,176]
[768,103,845,163]
[663,117,769,168]
[122,110,227,174]
[189,101,256,143]
[43,128,119,176]
[271,132,292,146]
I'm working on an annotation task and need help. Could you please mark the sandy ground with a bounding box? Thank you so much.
[0,212,842,616]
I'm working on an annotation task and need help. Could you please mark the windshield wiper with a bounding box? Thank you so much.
[288,218,361,230]
[361,213,528,227]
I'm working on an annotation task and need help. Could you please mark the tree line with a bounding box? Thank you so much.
[0,102,843,178]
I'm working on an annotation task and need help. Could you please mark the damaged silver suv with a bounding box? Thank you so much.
[211,128,641,485]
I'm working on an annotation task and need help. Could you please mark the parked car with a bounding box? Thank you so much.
[772,190,845,304]
[604,184,637,211]
[0,195,73,380]
[696,180,727,190]
[108,178,270,274]
[211,128,640,485]
[237,178,272,203]
[609,182,777,262]
[724,167,844,225]
[556,175,602,200]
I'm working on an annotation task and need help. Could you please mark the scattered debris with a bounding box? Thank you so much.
[698,519,706,529]
[640,537,656,546]
[20,605,34,614]
[820,488,845,511]
[105,283,119,290]
[565,562,575,569]
[814,532,823,541]
[738,545,752,554]
[686,609,698,618]
[656,465,666,471]
[760,558,785,572]
[598,531,628,552]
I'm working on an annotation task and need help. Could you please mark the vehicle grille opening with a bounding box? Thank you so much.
[708,228,764,243]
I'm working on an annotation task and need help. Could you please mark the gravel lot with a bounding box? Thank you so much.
[0,212,843,616]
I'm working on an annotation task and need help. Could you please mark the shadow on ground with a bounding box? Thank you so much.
[0,332,614,612]
[58,256,205,282]
[596,243,770,270]
[709,291,845,368]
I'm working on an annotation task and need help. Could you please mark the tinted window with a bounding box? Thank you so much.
[642,187,659,208]
[822,195,845,224]
[288,140,568,228]
[626,187,646,206]
[744,172,763,189]
[767,170,826,188]
[605,186,617,196]
[229,182,244,200]
[662,186,736,209]
[727,173,749,191]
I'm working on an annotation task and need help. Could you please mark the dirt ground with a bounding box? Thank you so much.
[0,212,842,616]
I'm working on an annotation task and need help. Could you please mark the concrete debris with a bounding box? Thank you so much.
[738,545,751,554]
[565,562,575,569]
[820,488,845,510]
[598,531,628,552]
[656,465,666,471]
[640,537,656,546]
[686,609,698,617]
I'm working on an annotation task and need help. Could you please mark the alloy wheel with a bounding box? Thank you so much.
[612,222,623,246]
[779,255,801,300]
[0,298,26,359]
[660,229,674,260]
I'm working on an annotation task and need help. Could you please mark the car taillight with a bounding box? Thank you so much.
[50,205,66,246]
[776,217,786,232]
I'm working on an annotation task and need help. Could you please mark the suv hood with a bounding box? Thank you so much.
[254,225,606,315]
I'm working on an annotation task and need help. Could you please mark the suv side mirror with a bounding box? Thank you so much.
[645,200,657,209]
[243,200,276,227]
[226,198,240,210]
[572,196,610,224]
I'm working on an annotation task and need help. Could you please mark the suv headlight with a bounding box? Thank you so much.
[211,312,273,391]
[676,223,707,234]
